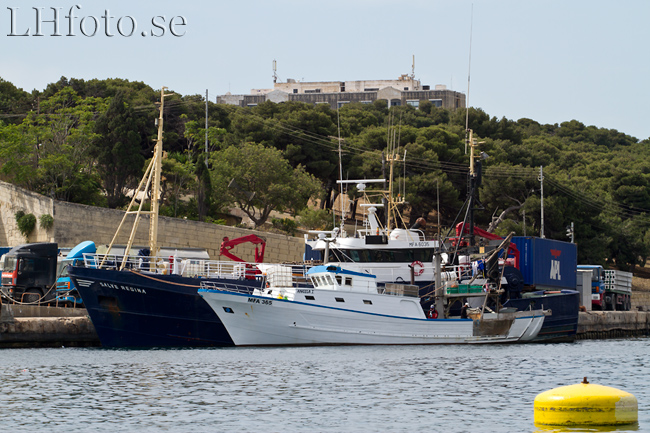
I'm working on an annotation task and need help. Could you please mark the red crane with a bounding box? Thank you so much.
[219,235,266,263]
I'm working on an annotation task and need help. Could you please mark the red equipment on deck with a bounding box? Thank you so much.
[454,222,520,269]
[219,235,266,263]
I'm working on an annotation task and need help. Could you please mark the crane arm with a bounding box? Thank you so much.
[219,235,266,263]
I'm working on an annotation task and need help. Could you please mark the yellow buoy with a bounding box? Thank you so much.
[534,377,638,426]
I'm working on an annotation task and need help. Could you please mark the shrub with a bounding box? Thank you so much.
[271,217,298,236]
[39,214,54,230]
[298,208,334,231]
[15,212,36,239]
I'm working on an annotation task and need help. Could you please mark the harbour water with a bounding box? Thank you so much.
[0,339,647,433]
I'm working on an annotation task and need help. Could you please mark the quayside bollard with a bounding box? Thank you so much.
[534,377,638,426]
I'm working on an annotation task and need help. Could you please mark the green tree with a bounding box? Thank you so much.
[0,120,39,188]
[30,88,106,203]
[0,78,33,124]
[90,91,145,208]
[211,143,321,227]
[159,152,196,218]
[182,115,227,220]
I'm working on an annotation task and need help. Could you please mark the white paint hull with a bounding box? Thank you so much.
[199,289,545,346]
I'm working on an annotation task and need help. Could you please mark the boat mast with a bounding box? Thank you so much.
[100,87,172,270]
[467,129,484,247]
[468,129,476,246]
[384,119,405,235]
[337,106,345,235]
[386,151,397,235]
[149,87,168,258]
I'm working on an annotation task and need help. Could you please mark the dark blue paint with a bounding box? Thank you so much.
[69,266,266,348]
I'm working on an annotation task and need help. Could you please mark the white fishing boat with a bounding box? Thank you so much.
[198,264,546,346]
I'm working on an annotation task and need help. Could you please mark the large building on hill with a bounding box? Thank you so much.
[217,74,465,110]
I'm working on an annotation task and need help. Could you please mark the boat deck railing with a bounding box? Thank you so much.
[78,254,479,295]
[199,280,257,294]
[80,253,311,280]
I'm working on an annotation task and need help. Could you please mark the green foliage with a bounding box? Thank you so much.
[298,208,334,231]
[15,211,36,238]
[39,214,54,230]
[0,78,33,123]
[271,217,298,236]
[159,152,197,218]
[210,142,321,227]
[90,91,146,208]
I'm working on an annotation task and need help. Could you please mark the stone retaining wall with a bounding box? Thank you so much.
[0,181,304,263]
[631,289,650,310]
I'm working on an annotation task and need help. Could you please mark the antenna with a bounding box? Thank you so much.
[411,54,415,79]
[337,104,345,233]
[272,59,278,84]
[465,4,474,152]
[402,149,407,199]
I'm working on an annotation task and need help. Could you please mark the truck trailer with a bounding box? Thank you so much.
[577,264,632,311]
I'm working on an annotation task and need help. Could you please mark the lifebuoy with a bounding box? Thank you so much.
[411,260,424,276]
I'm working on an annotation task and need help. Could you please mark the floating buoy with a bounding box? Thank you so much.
[534,377,638,426]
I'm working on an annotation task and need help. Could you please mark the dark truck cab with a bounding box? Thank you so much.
[1,243,58,304]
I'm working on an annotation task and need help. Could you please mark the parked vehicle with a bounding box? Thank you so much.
[1,243,58,304]
[55,241,96,306]
[0,241,97,306]
[577,265,632,311]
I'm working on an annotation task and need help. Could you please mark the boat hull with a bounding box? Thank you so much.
[503,290,580,342]
[69,266,264,347]
[199,289,545,346]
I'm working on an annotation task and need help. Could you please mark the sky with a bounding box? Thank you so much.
[2,0,649,140]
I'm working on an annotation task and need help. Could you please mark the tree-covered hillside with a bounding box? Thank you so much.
[1,76,649,269]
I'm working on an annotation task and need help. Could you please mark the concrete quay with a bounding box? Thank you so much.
[0,304,99,348]
[577,310,650,340]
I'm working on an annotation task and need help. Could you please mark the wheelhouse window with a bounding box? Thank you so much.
[328,248,434,263]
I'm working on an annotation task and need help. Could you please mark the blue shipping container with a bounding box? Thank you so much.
[511,237,577,290]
